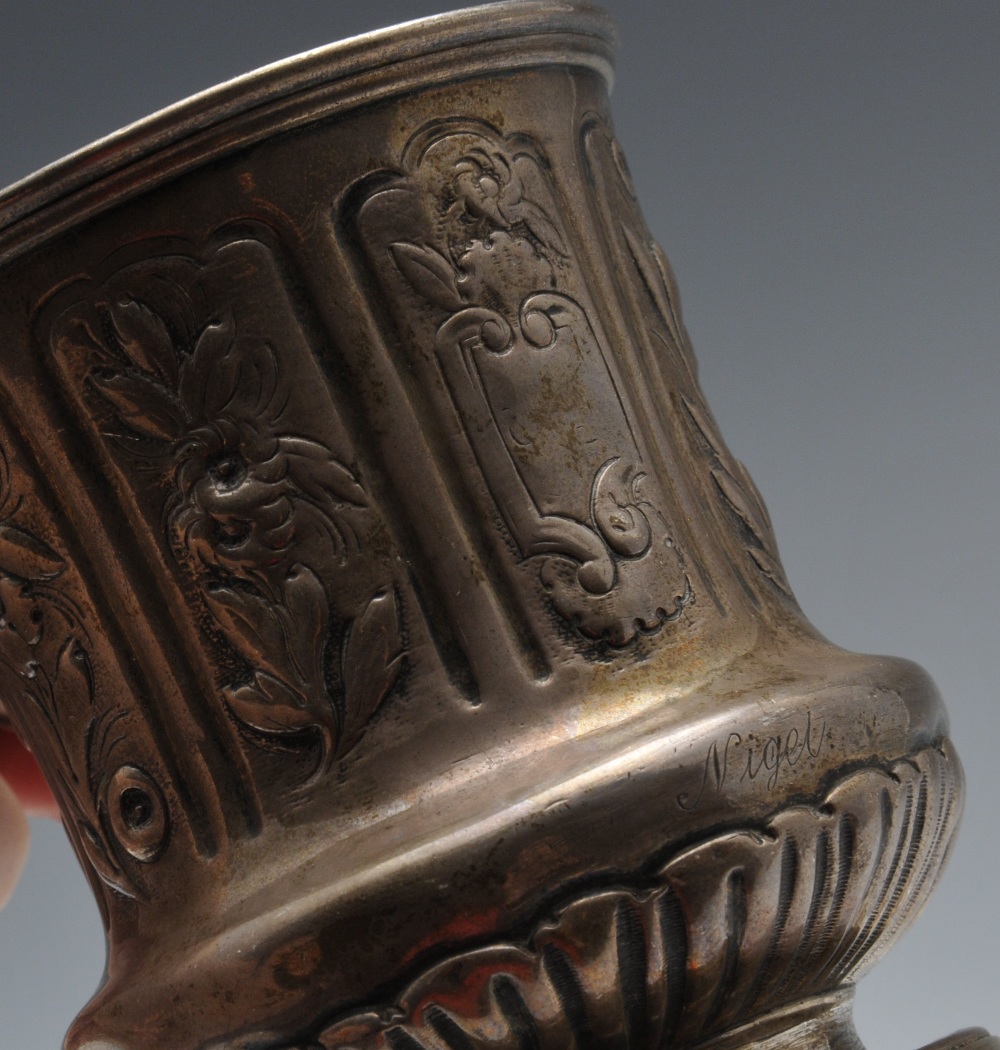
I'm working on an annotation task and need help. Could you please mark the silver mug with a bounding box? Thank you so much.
[0,5,993,1049]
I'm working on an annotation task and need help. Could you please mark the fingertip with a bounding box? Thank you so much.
[0,770,29,909]
[0,729,60,819]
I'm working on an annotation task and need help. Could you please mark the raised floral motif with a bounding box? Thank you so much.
[66,245,405,765]
[0,444,159,895]
[357,120,691,645]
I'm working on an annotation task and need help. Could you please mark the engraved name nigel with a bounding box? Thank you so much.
[677,710,828,811]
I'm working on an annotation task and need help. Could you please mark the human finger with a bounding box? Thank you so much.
[0,767,29,909]
[0,729,60,819]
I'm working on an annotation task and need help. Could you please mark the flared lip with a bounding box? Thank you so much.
[0,1,616,264]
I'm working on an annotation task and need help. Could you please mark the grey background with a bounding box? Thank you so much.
[0,2,997,1047]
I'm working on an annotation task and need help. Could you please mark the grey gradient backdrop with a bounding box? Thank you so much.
[0,3,997,1047]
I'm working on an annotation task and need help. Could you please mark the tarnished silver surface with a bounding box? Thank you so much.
[0,4,992,1049]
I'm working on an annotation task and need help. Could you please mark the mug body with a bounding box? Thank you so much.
[0,5,957,1049]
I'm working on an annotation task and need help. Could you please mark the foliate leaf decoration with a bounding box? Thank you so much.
[83,270,406,768]
[602,122,699,380]
[730,455,776,542]
[91,372,185,442]
[510,196,569,259]
[0,443,150,898]
[340,590,404,755]
[710,469,791,597]
[179,314,236,415]
[622,224,701,388]
[203,585,300,692]
[0,523,65,580]
[651,239,695,355]
[55,644,104,796]
[622,222,683,353]
[224,675,327,741]
[709,468,766,547]
[280,565,329,693]
[280,437,369,512]
[390,242,466,312]
[110,298,178,386]
[682,394,730,471]
[748,547,793,598]
[28,651,119,891]
[209,573,404,762]
[55,639,95,717]
[450,146,569,260]
[0,609,30,680]
[682,394,791,597]
[75,816,128,896]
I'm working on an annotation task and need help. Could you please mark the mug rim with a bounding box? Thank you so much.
[0,1,616,264]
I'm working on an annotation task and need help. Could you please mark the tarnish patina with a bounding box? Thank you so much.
[0,5,993,1050]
